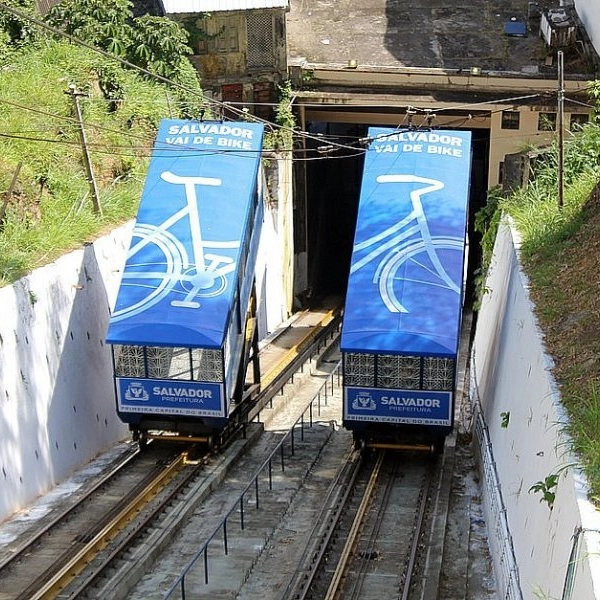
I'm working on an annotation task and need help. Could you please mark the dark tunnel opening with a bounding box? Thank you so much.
[299,121,490,307]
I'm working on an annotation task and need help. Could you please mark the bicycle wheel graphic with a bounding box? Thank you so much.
[112,224,232,321]
[111,223,186,322]
[173,257,230,308]
[376,236,464,313]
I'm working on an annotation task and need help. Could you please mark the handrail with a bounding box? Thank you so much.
[163,361,342,599]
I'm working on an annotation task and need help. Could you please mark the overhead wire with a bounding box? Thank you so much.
[0,1,361,156]
[0,1,596,161]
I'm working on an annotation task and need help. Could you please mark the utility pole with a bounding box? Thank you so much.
[557,50,564,209]
[66,84,102,216]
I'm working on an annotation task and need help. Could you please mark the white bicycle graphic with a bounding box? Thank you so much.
[350,174,465,313]
[112,171,241,322]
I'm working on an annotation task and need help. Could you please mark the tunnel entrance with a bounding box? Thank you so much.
[294,120,490,309]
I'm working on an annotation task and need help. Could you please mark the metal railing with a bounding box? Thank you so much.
[163,361,342,600]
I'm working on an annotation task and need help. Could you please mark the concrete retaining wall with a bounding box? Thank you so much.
[0,226,131,521]
[575,0,600,58]
[471,219,600,599]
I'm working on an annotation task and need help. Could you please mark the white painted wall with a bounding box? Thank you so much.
[471,219,600,599]
[575,0,600,57]
[256,155,295,336]
[0,226,131,521]
[0,169,291,523]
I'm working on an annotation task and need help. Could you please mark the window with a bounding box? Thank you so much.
[247,13,275,68]
[501,110,520,130]
[570,113,589,130]
[538,112,557,131]
[113,344,224,382]
[196,17,239,54]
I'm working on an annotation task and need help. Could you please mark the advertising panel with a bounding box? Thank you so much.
[106,119,265,348]
[344,386,453,427]
[341,128,472,357]
[116,377,225,418]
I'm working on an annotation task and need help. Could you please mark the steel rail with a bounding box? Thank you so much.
[346,455,400,599]
[64,453,213,599]
[0,444,139,575]
[251,308,341,408]
[278,448,364,600]
[324,451,386,600]
[25,452,189,600]
[6,308,340,599]
[67,312,340,599]
[401,462,436,600]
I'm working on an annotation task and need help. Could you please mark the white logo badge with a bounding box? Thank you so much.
[124,382,149,402]
[352,391,376,411]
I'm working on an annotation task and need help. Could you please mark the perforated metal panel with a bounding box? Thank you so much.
[113,345,174,378]
[423,357,455,390]
[193,348,224,382]
[113,344,224,382]
[146,346,174,378]
[114,345,145,377]
[247,13,275,68]
[344,353,375,387]
[378,355,421,389]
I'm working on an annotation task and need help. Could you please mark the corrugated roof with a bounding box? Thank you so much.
[160,0,288,14]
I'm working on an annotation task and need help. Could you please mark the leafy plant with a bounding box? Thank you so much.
[472,185,502,307]
[529,474,559,510]
[0,0,40,49]
[500,411,510,428]
[44,0,202,108]
[0,40,174,286]
[45,0,133,56]
[264,80,296,152]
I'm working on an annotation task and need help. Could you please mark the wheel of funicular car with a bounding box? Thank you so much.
[137,430,148,451]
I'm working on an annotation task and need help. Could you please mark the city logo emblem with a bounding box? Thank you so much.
[352,391,376,411]
[125,382,149,402]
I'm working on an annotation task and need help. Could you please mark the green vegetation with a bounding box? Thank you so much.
[529,473,559,510]
[0,39,177,284]
[259,80,296,158]
[0,0,206,285]
[492,119,600,506]
[0,0,293,286]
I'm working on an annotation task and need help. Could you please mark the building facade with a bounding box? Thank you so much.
[159,0,289,120]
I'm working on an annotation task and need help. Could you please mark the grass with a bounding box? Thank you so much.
[499,121,600,506]
[0,39,177,285]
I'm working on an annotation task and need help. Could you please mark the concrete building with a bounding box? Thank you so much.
[285,0,599,191]
[158,0,289,121]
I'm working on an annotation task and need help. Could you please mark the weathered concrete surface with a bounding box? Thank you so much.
[0,227,131,521]
[287,0,591,74]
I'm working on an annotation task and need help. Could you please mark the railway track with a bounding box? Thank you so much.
[286,449,441,600]
[0,305,341,600]
[0,443,198,600]
[0,302,474,599]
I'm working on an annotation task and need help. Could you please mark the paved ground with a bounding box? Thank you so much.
[286,0,589,75]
